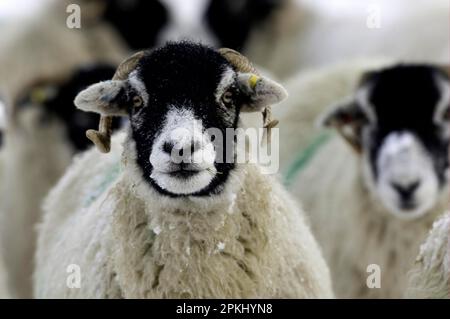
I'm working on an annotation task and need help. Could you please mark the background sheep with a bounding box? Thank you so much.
[0,98,5,178]
[0,64,120,298]
[274,58,392,170]
[0,0,127,101]
[287,64,449,298]
[0,251,9,299]
[0,100,8,299]
[0,0,290,297]
[0,99,8,299]
[406,212,450,299]
[34,42,333,298]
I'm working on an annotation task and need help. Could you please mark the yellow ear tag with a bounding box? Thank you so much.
[248,74,260,89]
[31,88,48,104]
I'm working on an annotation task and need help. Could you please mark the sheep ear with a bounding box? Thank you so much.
[236,73,288,112]
[318,97,369,153]
[74,80,129,116]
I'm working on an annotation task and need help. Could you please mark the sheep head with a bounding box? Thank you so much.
[75,42,287,196]
[320,64,449,219]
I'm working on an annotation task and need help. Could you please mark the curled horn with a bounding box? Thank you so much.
[218,48,279,145]
[218,48,259,74]
[86,51,145,153]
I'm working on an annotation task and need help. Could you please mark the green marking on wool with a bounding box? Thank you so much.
[284,132,332,187]
[84,161,122,207]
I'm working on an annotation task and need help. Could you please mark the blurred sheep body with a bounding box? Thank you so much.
[406,212,450,298]
[287,64,449,298]
[0,118,73,298]
[291,137,447,298]
[34,43,333,298]
[0,65,118,298]
[0,253,9,299]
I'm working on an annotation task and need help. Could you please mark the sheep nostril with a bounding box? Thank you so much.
[162,142,174,154]
[191,140,201,154]
[391,180,421,200]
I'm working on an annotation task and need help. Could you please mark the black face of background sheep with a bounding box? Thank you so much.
[97,0,283,50]
[75,42,286,197]
[323,65,449,219]
[15,65,121,152]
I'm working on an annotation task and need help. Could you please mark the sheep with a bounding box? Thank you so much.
[0,100,9,299]
[0,252,10,299]
[69,0,301,79]
[405,212,450,299]
[0,99,6,299]
[34,42,333,298]
[287,64,450,298]
[0,64,120,298]
[0,0,294,97]
[0,97,5,175]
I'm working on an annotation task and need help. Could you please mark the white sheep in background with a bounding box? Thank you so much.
[0,252,9,299]
[0,99,8,298]
[287,64,449,298]
[0,99,8,299]
[0,98,5,179]
[34,43,333,298]
[0,64,121,298]
[406,212,449,299]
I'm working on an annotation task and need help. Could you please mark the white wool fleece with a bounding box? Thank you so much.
[0,251,10,299]
[406,212,450,299]
[290,136,448,298]
[34,130,333,299]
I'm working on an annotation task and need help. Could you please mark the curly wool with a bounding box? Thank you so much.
[34,131,333,298]
[406,212,450,299]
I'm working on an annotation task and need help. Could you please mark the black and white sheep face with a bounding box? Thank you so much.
[13,65,120,152]
[75,42,287,197]
[322,65,449,219]
[98,0,282,50]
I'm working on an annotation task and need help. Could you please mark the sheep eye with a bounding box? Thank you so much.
[132,96,143,108]
[221,91,233,106]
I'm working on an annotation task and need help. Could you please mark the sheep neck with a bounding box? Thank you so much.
[109,160,276,298]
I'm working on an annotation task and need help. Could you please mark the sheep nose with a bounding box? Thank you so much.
[162,140,201,157]
[391,180,421,201]
[162,141,175,154]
